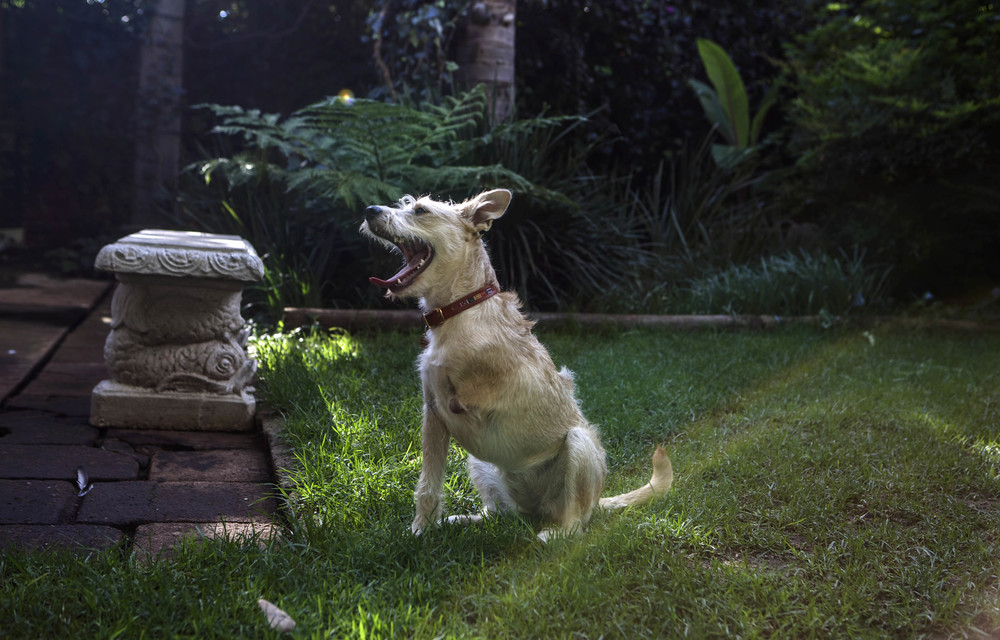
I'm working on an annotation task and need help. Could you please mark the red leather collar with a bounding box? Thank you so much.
[423,284,499,329]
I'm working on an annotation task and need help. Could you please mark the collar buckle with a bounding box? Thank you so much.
[424,307,445,330]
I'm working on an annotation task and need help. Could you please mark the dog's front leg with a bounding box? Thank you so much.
[412,405,450,534]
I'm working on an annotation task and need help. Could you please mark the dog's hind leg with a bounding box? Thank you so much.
[536,426,608,542]
[444,455,515,527]
[469,454,515,515]
[412,408,450,534]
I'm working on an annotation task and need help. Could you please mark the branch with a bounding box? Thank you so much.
[372,2,398,102]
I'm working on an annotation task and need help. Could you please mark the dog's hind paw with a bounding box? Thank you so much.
[536,523,582,543]
[444,513,484,526]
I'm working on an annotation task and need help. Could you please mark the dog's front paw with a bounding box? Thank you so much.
[410,512,436,535]
[412,494,442,535]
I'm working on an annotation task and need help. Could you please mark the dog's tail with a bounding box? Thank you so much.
[598,446,673,511]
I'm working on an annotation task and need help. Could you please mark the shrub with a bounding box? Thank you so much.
[516,0,815,178]
[680,250,892,316]
[780,0,1000,292]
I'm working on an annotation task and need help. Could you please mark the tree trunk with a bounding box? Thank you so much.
[132,0,185,229]
[455,0,516,124]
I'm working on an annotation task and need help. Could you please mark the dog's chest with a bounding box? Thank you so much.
[421,353,477,424]
[418,337,572,469]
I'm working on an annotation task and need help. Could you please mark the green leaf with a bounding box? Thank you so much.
[711,144,755,171]
[688,79,737,146]
[696,38,750,148]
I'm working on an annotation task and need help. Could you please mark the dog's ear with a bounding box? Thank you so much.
[467,189,512,232]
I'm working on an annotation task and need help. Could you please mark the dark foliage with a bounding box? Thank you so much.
[363,0,469,103]
[515,0,815,178]
[183,1,372,121]
[780,0,1000,295]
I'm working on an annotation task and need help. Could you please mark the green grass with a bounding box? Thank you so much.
[2,325,999,638]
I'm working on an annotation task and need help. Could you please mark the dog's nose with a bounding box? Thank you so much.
[364,206,382,223]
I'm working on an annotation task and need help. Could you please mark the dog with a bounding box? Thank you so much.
[361,188,673,541]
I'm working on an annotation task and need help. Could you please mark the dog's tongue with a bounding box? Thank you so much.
[369,273,401,289]
[369,247,427,289]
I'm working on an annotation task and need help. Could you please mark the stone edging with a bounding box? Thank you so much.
[258,410,297,498]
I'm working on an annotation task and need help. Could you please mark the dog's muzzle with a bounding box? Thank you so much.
[362,206,434,292]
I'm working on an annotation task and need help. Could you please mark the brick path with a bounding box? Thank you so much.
[0,273,279,559]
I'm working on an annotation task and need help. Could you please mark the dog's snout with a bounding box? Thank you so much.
[364,205,382,223]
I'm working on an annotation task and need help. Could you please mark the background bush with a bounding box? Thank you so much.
[680,250,892,317]
[778,0,1000,296]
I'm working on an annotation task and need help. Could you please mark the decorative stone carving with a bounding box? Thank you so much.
[90,230,264,431]
[94,229,264,282]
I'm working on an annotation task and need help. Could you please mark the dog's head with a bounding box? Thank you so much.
[360,189,512,299]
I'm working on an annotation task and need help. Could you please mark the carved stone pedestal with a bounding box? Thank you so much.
[90,230,264,431]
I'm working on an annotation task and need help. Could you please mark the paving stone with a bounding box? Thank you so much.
[0,524,123,553]
[77,481,276,526]
[153,482,277,523]
[23,363,108,397]
[134,521,277,561]
[47,303,112,365]
[5,394,91,417]
[99,438,148,467]
[0,318,65,403]
[75,481,155,526]
[0,480,76,524]
[107,428,263,450]
[0,410,69,428]
[0,444,140,480]
[149,449,271,482]
[0,273,111,313]
[0,411,99,444]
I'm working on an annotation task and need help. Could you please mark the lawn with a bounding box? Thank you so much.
[2,323,999,638]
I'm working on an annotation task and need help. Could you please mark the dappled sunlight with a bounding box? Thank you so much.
[972,440,1000,469]
[662,329,867,474]
[250,326,361,369]
[643,328,1000,624]
[911,410,1000,485]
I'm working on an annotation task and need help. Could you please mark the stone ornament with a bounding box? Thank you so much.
[105,283,256,395]
[91,229,263,431]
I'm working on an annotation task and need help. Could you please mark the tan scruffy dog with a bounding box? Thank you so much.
[361,188,673,541]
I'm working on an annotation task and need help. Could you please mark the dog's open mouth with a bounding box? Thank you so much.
[369,234,434,292]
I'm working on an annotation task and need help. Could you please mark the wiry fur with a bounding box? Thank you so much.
[361,189,673,541]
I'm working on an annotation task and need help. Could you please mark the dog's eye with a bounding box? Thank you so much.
[414,206,429,216]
